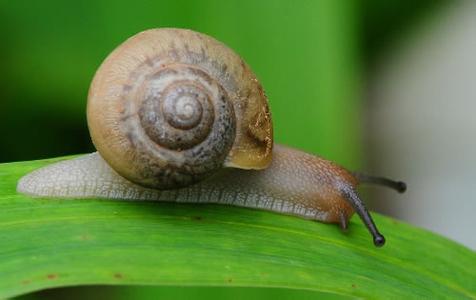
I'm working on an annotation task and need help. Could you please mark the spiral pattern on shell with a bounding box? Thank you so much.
[122,63,236,188]
[137,66,233,151]
[87,28,272,189]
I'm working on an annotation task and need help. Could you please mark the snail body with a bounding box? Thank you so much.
[17,28,406,247]
[17,145,355,222]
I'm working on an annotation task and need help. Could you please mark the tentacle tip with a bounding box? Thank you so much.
[397,181,407,193]
[339,212,349,232]
[373,234,386,247]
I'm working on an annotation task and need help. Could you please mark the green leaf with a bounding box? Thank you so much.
[1,157,475,299]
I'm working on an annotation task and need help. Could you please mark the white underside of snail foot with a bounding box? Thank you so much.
[16,153,161,200]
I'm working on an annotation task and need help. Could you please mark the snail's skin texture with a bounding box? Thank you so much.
[18,145,355,224]
[88,28,273,189]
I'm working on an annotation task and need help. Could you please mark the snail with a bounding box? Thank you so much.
[16,28,406,247]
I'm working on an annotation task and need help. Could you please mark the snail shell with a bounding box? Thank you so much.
[87,28,272,189]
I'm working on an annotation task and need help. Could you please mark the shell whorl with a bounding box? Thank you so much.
[137,65,233,151]
[122,62,236,189]
[87,28,272,189]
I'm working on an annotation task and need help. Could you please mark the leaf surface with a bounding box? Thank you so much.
[0,157,475,299]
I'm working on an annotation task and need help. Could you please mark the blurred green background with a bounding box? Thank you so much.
[1,0,450,298]
[0,0,443,167]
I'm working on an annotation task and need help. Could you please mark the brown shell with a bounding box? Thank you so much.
[87,28,273,189]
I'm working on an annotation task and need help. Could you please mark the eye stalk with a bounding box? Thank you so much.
[341,187,386,247]
[353,172,407,193]
[339,174,407,247]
